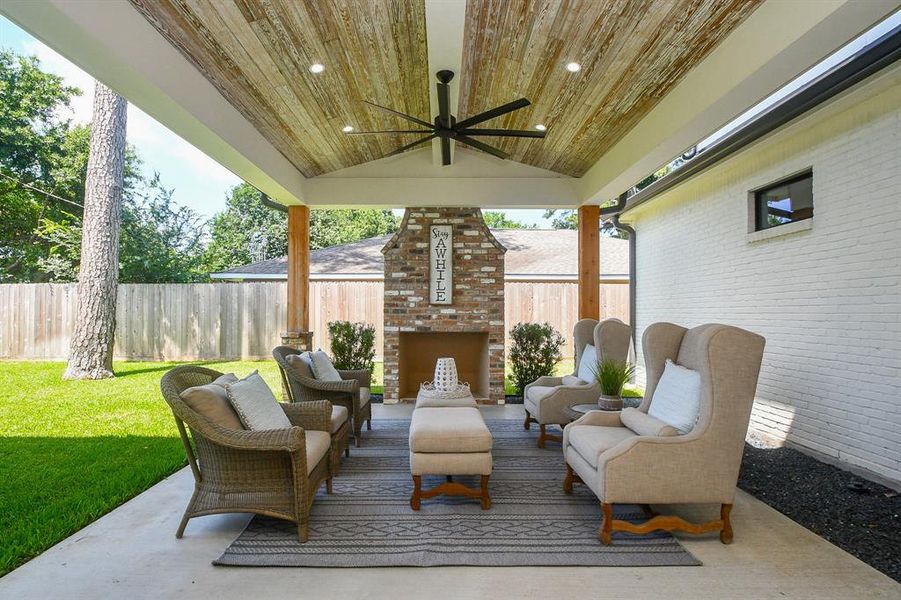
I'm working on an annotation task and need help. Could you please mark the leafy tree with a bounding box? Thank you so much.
[309,208,398,250]
[482,210,531,229]
[201,183,400,273]
[200,183,288,274]
[0,50,79,280]
[542,208,578,229]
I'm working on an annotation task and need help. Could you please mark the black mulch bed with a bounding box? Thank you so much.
[738,441,901,582]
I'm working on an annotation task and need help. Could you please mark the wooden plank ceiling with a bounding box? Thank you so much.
[457,0,764,177]
[130,0,762,178]
[129,0,430,177]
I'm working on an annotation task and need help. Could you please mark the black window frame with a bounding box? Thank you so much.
[752,170,813,232]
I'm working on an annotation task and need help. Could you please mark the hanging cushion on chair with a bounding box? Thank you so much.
[180,382,244,430]
[225,371,292,430]
[576,344,598,382]
[285,353,315,379]
[309,350,342,382]
[647,359,701,434]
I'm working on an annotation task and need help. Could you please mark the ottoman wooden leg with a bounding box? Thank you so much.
[480,475,491,510]
[410,475,422,511]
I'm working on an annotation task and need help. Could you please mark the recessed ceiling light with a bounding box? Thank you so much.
[565,62,581,72]
[309,63,325,74]
[534,124,547,131]
[342,125,354,133]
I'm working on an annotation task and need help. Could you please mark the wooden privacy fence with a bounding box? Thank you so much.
[0,281,628,361]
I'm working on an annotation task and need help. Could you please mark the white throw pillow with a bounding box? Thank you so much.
[309,350,342,381]
[648,359,701,434]
[225,371,292,430]
[577,344,598,382]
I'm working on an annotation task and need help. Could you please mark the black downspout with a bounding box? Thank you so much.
[260,192,288,213]
[612,214,636,350]
[599,192,636,347]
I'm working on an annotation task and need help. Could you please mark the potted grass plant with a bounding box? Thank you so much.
[594,359,636,410]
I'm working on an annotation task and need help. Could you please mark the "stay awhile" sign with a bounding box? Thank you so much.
[429,225,452,305]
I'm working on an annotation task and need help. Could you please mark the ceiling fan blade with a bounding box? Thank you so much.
[437,82,450,128]
[386,133,438,157]
[456,134,509,160]
[441,137,451,166]
[458,128,546,138]
[455,98,530,129]
[363,101,433,129]
[346,129,434,135]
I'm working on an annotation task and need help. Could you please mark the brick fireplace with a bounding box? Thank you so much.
[382,208,506,403]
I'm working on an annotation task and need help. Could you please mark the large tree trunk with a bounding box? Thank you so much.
[64,82,127,380]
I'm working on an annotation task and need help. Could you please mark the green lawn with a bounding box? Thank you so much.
[0,359,280,576]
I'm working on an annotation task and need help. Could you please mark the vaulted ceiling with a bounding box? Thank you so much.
[458,0,765,176]
[129,0,763,178]
[129,0,431,177]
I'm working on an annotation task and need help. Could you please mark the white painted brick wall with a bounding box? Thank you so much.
[623,71,901,484]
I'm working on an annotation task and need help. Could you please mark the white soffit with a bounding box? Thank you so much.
[0,0,308,206]
[576,0,901,205]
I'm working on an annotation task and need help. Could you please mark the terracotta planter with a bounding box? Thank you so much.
[598,393,624,411]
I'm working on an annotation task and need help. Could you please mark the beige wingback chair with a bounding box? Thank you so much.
[524,318,632,448]
[562,322,765,544]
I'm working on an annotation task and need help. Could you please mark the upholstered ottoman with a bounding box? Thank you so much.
[408,407,493,510]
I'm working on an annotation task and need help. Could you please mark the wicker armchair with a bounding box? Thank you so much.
[160,365,332,543]
[273,346,373,447]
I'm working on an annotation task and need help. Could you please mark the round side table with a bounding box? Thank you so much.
[565,403,619,421]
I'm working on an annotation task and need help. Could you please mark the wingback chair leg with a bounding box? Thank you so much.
[720,504,734,544]
[599,502,614,545]
[538,424,547,448]
[563,463,575,494]
[523,410,532,430]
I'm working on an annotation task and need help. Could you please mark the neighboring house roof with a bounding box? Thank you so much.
[212,229,629,280]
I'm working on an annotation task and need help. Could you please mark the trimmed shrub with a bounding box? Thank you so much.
[327,320,376,372]
[508,322,565,395]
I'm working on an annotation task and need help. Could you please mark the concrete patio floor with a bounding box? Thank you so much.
[1,404,898,599]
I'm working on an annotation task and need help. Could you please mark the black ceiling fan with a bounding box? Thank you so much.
[346,70,544,165]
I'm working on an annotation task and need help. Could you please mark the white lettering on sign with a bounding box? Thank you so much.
[429,225,452,305]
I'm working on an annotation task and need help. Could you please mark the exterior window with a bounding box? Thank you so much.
[754,171,813,231]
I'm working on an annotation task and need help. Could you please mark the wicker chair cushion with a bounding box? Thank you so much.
[212,373,238,386]
[330,405,349,433]
[225,372,292,430]
[305,430,331,474]
[179,384,244,430]
[310,351,342,381]
[360,387,371,406]
[285,353,314,378]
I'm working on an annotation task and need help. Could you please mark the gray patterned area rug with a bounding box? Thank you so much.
[214,418,700,567]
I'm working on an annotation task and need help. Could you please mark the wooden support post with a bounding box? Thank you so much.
[578,205,600,320]
[284,205,311,351]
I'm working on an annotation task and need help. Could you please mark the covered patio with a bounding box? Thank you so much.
[1,0,899,596]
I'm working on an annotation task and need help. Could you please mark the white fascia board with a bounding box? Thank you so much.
[1,0,307,206]
[302,176,578,208]
[576,0,901,205]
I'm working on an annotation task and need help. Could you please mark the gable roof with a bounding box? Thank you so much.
[211,229,629,280]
